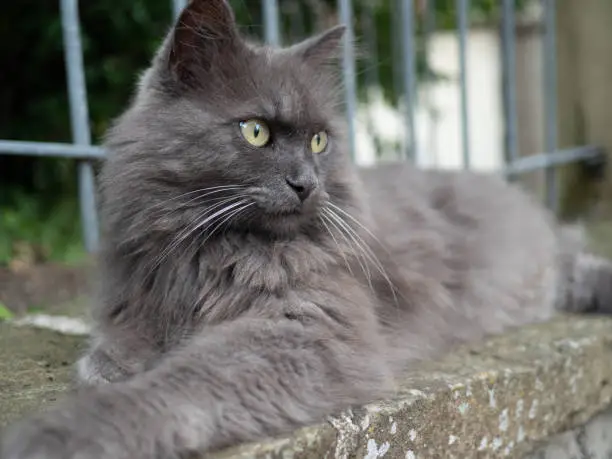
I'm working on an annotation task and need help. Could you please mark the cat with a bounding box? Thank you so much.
[2,0,612,458]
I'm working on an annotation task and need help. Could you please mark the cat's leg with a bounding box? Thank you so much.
[76,344,135,385]
[557,251,612,314]
[75,331,159,386]
[2,307,391,459]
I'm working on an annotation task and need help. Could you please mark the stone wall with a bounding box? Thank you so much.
[2,315,612,458]
[526,407,612,459]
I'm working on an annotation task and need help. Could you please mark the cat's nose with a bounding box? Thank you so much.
[285,174,317,202]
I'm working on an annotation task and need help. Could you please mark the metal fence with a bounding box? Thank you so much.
[0,0,605,253]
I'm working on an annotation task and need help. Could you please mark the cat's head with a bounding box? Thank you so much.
[102,0,360,246]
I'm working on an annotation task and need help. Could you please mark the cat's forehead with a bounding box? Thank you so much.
[222,45,337,127]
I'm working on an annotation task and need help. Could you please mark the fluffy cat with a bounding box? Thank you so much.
[3,0,611,458]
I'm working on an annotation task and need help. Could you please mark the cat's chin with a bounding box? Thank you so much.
[247,208,319,239]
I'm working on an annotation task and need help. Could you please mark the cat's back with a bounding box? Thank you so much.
[358,162,561,337]
[358,162,557,249]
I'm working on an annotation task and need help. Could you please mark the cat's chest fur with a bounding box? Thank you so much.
[102,232,359,351]
[186,234,344,324]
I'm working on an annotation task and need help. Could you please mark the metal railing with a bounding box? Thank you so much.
[0,0,604,253]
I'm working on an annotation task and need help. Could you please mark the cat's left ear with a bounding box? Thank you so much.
[287,25,346,68]
[167,0,240,83]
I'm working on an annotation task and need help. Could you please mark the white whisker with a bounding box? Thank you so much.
[174,187,249,209]
[146,197,249,281]
[156,195,249,262]
[151,185,247,210]
[198,202,256,247]
[324,207,399,305]
[323,208,373,290]
[326,201,389,253]
[319,214,354,277]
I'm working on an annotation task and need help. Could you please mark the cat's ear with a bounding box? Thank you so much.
[288,25,346,68]
[167,0,240,82]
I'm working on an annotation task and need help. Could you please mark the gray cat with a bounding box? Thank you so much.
[2,0,612,458]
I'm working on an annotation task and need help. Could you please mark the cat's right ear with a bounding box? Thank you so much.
[167,0,239,84]
[287,25,346,68]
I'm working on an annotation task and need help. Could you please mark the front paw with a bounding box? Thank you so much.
[1,413,101,459]
[1,386,159,459]
[1,387,128,459]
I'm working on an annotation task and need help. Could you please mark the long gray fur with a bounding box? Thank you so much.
[2,1,611,458]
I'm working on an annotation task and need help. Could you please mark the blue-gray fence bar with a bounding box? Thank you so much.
[391,0,404,159]
[263,0,281,46]
[361,3,380,91]
[542,0,558,211]
[172,0,187,20]
[506,145,605,175]
[423,0,437,63]
[501,0,519,163]
[505,145,604,176]
[456,0,471,169]
[0,141,105,159]
[400,0,417,161]
[60,0,99,253]
[338,0,357,161]
[361,3,383,156]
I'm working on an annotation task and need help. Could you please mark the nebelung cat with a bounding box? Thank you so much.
[3,0,612,458]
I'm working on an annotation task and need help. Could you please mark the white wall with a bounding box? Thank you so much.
[419,29,504,172]
[353,28,511,173]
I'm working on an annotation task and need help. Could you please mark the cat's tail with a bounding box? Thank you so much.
[557,224,612,314]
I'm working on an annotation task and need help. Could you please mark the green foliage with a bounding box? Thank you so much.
[0,303,14,321]
[431,0,530,29]
[0,0,529,265]
[0,191,85,265]
[0,1,173,265]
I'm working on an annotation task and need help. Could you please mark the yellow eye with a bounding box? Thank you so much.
[239,119,270,147]
[311,131,328,154]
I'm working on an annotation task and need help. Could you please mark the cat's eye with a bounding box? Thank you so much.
[311,131,328,154]
[239,119,270,147]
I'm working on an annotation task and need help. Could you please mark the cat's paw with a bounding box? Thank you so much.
[1,414,99,459]
[1,387,155,459]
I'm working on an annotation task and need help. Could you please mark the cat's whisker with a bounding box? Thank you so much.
[324,207,399,305]
[319,214,355,278]
[323,209,374,292]
[198,202,256,248]
[326,202,390,254]
[188,193,252,208]
[147,197,250,280]
[322,208,374,292]
[324,205,391,275]
[232,203,259,231]
[171,187,246,207]
[177,194,255,257]
[326,215,397,302]
[159,195,248,258]
[169,197,250,250]
[154,185,248,211]
[220,202,259,238]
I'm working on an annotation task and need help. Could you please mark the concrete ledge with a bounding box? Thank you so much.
[0,323,83,426]
[526,406,612,459]
[2,316,612,458]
